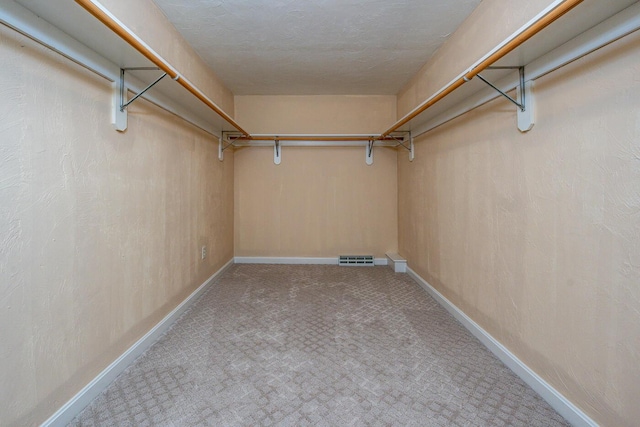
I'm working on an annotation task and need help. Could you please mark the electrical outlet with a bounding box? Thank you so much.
[201,245,207,260]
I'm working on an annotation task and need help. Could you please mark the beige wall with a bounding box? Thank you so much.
[0,16,234,427]
[398,26,640,427]
[234,96,397,258]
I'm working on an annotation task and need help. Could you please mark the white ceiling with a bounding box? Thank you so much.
[151,0,482,95]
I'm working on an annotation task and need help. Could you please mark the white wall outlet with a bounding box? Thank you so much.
[201,245,207,260]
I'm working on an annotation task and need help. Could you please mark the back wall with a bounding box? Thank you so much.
[233,95,398,259]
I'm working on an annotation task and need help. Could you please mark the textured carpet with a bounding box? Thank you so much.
[70,264,569,426]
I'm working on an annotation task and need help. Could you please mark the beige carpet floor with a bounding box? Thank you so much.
[70,264,570,426]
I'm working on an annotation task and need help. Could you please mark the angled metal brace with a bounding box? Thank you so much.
[468,66,535,132]
[386,131,414,161]
[394,139,412,152]
[475,66,525,111]
[220,132,238,152]
[387,132,411,151]
[113,67,165,132]
[220,139,235,152]
[120,69,167,111]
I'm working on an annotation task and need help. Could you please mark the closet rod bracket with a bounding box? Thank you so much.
[476,67,525,111]
[113,67,166,132]
[274,139,281,165]
[366,140,374,165]
[385,132,414,161]
[219,131,238,161]
[473,66,534,132]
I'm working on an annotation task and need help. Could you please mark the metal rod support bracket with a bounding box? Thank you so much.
[389,132,411,151]
[219,132,238,161]
[366,140,374,165]
[220,132,237,151]
[113,67,164,132]
[121,72,167,111]
[220,139,235,152]
[387,131,414,161]
[476,71,524,111]
[475,66,535,132]
[274,139,281,165]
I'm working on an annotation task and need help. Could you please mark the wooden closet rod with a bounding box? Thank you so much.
[74,0,251,137]
[380,0,584,137]
[230,135,402,142]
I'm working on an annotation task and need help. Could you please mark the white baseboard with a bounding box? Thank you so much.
[41,258,235,427]
[406,267,597,427]
[234,256,388,266]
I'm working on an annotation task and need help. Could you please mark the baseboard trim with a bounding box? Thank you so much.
[234,256,388,266]
[406,266,597,427]
[41,258,235,427]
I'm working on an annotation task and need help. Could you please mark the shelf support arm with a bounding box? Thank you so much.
[218,132,237,161]
[387,132,411,151]
[113,67,165,132]
[220,132,236,152]
[469,66,535,132]
[474,68,525,111]
[385,132,414,161]
[120,69,167,111]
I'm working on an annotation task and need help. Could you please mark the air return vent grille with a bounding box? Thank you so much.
[338,255,374,266]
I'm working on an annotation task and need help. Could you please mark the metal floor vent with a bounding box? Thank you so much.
[338,255,375,266]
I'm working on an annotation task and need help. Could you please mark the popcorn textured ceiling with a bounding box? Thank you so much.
[151,0,481,95]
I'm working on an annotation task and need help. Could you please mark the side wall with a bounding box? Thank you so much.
[398,23,640,427]
[233,95,397,259]
[0,2,235,424]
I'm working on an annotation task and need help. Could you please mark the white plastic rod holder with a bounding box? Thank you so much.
[366,140,374,165]
[113,71,127,131]
[409,137,415,162]
[517,80,535,132]
[274,140,281,165]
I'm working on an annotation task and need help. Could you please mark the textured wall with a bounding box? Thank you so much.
[398,28,640,427]
[0,21,234,426]
[234,95,397,258]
